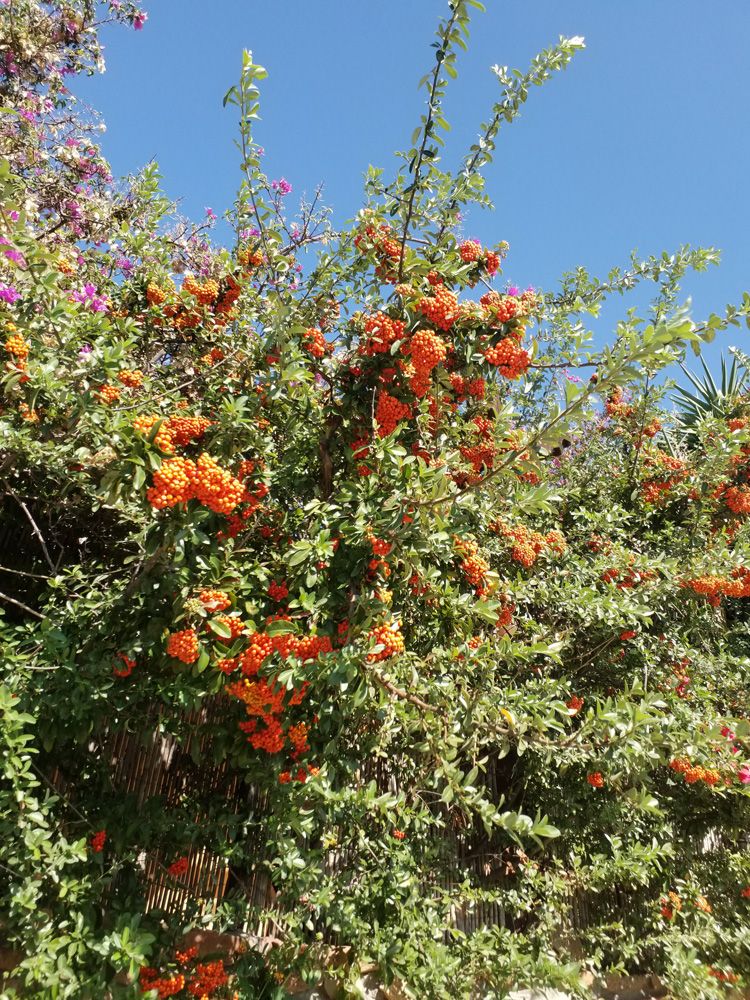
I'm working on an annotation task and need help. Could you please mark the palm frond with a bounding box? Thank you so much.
[674,351,750,431]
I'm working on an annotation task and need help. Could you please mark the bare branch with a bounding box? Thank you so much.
[5,487,56,572]
[0,589,45,619]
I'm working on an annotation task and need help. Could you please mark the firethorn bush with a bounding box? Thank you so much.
[2,2,750,998]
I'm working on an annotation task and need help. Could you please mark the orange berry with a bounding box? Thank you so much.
[166,628,200,664]
[96,384,121,405]
[117,368,143,388]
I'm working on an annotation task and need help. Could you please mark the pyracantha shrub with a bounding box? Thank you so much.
[2,2,750,999]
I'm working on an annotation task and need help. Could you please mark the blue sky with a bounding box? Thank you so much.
[77,1,750,370]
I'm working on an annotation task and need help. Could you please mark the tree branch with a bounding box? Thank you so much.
[397,6,462,281]
[0,590,45,619]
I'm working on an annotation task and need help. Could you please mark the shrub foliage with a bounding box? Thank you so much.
[2,2,750,997]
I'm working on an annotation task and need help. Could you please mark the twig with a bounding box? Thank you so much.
[5,487,56,572]
[0,564,51,580]
[368,666,436,714]
[0,590,45,619]
[397,6,462,281]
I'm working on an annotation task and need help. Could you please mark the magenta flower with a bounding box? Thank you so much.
[271,178,292,196]
[0,283,20,304]
[4,248,26,266]
[739,764,750,784]
[71,284,109,313]
[507,285,520,297]
[133,11,147,30]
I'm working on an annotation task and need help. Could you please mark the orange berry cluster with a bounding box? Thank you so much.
[354,220,402,269]
[268,580,289,602]
[449,373,486,401]
[683,567,750,603]
[238,246,263,269]
[167,856,189,878]
[660,890,682,920]
[482,293,518,324]
[187,960,229,997]
[641,418,662,438]
[303,326,330,359]
[725,484,750,514]
[175,947,198,966]
[117,368,143,388]
[669,757,722,786]
[483,337,530,379]
[183,273,219,305]
[459,240,482,263]
[417,283,459,331]
[485,251,501,275]
[214,274,242,319]
[567,695,584,714]
[643,448,687,477]
[496,601,515,630]
[192,452,245,514]
[587,772,605,788]
[406,328,447,374]
[359,312,405,356]
[134,414,175,451]
[218,477,269,540]
[139,969,185,999]
[454,537,490,594]
[350,436,372,476]
[170,416,213,447]
[279,765,318,784]
[19,402,39,422]
[214,614,247,639]
[708,968,739,985]
[146,282,168,306]
[134,414,211,453]
[146,456,196,508]
[641,480,673,505]
[112,652,136,678]
[166,628,200,664]
[147,453,244,514]
[4,333,29,360]
[198,588,231,611]
[459,417,497,476]
[222,627,334,755]
[480,288,535,325]
[97,383,121,405]
[604,386,634,420]
[375,391,412,438]
[140,955,231,1000]
[366,620,405,662]
[494,523,565,568]
[600,563,654,589]
[90,829,106,852]
[369,534,392,558]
